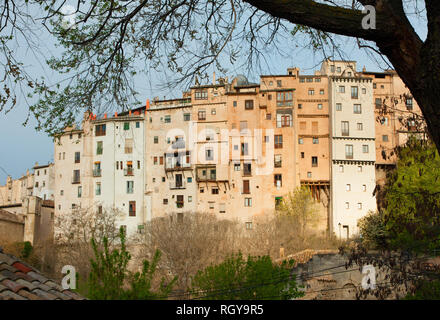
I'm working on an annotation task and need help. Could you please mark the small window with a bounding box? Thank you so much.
[318,103,323,110]
[345,202,350,209]
[211,108,216,115]
[277,80,282,87]
[124,122,130,130]
[164,115,171,123]
[136,122,140,128]
[358,203,363,210]
[298,138,304,144]
[354,104,362,114]
[163,199,168,205]
[212,187,219,195]
[336,103,342,111]
[313,138,319,144]
[383,135,389,142]
[184,113,191,121]
[362,184,367,192]
[358,166,363,172]
[339,165,344,172]
[245,100,254,110]
[245,222,253,230]
[129,201,136,216]
[311,156,318,167]
[363,145,369,153]
[233,101,237,107]
[346,184,351,191]
[357,123,363,131]
[154,136,159,144]
[339,86,345,93]
[244,198,252,207]
[308,89,315,95]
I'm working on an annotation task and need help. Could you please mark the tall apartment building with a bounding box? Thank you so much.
[54,111,147,236]
[32,162,54,201]
[322,60,377,237]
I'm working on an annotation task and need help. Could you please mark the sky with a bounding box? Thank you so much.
[0,2,428,182]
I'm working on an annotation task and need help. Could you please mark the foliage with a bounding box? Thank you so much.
[87,227,176,300]
[357,211,389,250]
[405,280,440,300]
[191,252,303,300]
[382,137,440,253]
[276,186,320,240]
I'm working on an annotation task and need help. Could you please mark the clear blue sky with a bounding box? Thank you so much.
[0,4,427,181]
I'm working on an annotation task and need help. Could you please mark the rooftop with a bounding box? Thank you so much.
[0,247,85,300]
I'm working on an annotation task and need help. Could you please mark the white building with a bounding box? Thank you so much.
[324,60,377,238]
[54,111,149,237]
[32,162,54,201]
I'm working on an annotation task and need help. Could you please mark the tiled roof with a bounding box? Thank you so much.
[0,247,85,300]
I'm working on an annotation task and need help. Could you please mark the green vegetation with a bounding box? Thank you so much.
[86,227,176,300]
[191,252,303,300]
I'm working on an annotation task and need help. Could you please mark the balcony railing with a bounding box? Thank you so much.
[169,181,186,189]
[93,169,102,177]
[71,176,81,184]
[276,120,293,128]
[124,168,134,176]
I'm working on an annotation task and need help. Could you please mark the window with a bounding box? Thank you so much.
[245,222,253,230]
[318,103,323,110]
[373,83,377,89]
[358,166,363,172]
[154,136,159,144]
[188,196,193,203]
[406,98,413,110]
[164,115,171,123]
[383,135,389,142]
[298,104,302,109]
[351,86,359,99]
[127,181,134,194]
[244,198,252,207]
[362,184,367,192]
[129,201,136,216]
[274,155,282,168]
[312,156,318,167]
[77,186,82,198]
[337,67,341,73]
[184,113,191,121]
[95,124,106,136]
[345,202,350,209]
[276,91,293,106]
[308,89,315,95]
[345,144,354,159]
[154,157,158,165]
[301,152,305,159]
[219,203,225,213]
[339,165,344,172]
[341,121,349,136]
[313,137,319,144]
[240,121,248,132]
[124,122,130,130]
[320,89,324,95]
[241,143,248,156]
[95,182,101,195]
[208,202,215,209]
[211,108,216,115]
[339,86,345,93]
[212,187,219,195]
[195,89,208,100]
[69,134,73,139]
[243,163,252,176]
[243,180,250,194]
[354,104,362,114]
[125,138,133,154]
[274,174,282,187]
[362,88,366,94]
[234,163,241,171]
[266,113,271,120]
[307,172,312,178]
[374,98,381,109]
[94,162,101,177]
[74,152,80,163]
[198,109,206,120]
[245,100,254,110]
[96,141,103,155]
[274,135,283,149]
[176,195,184,208]
[264,136,269,143]
[330,65,335,73]
[315,78,321,83]
[163,199,168,205]
[298,138,304,144]
[346,184,351,191]
[73,170,80,184]
[336,103,342,111]
[233,101,237,107]
[206,148,214,160]
[363,145,369,153]
[277,80,282,87]
[356,123,363,131]
[357,203,362,210]
[136,121,140,128]
[60,190,64,196]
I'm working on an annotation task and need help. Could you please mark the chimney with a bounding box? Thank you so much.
[363,66,366,73]
[146,99,150,110]
[129,110,132,116]
[104,113,107,119]
[115,112,118,118]
[213,71,216,85]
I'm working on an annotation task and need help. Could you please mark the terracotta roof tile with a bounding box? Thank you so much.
[1,290,27,300]
[2,279,26,293]
[18,289,42,300]
[0,248,85,300]
[27,271,49,284]
[33,289,58,300]
[16,279,37,291]
[12,262,33,274]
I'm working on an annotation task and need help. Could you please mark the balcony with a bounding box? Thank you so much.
[124,168,134,176]
[71,176,80,184]
[276,119,293,128]
[93,169,102,177]
[169,181,186,190]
